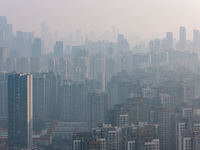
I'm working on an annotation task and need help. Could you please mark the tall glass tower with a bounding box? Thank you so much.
[8,73,33,149]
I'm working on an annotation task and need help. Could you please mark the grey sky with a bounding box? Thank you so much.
[0,0,200,40]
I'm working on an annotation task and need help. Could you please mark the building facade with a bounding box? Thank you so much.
[8,73,33,148]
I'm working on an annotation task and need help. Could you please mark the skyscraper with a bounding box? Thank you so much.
[90,52,105,92]
[16,57,30,73]
[6,57,16,73]
[0,16,7,31]
[0,16,7,46]
[118,34,124,42]
[0,72,7,117]
[31,38,41,57]
[45,72,61,120]
[75,29,83,45]
[30,56,42,73]
[88,92,108,129]
[166,32,173,50]
[193,29,200,53]
[54,41,63,58]
[33,73,46,120]
[116,34,130,52]
[0,47,7,71]
[179,26,186,51]
[8,73,33,148]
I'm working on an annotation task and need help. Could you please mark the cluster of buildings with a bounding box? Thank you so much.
[1,16,200,150]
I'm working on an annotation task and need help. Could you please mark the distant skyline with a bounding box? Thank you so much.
[1,0,200,41]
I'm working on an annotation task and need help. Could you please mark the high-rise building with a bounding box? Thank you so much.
[31,38,41,57]
[0,16,7,32]
[75,29,83,45]
[16,57,30,73]
[59,80,72,121]
[30,56,42,73]
[41,22,46,54]
[8,73,33,148]
[0,47,7,71]
[6,57,16,73]
[88,92,108,129]
[149,39,161,52]
[33,73,46,120]
[74,56,89,81]
[116,34,130,52]
[54,41,63,58]
[0,16,7,46]
[179,26,186,51]
[105,55,116,83]
[45,72,61,120]
[5,24,13,49]
[118,34,124,42]
[158,107,170,150]
[59,80,100,123]
[48,58,56,72]
[0,72,7,117]
[177,122,186,150]
[193,29,200,54]
[166,32,173,50]
[107,129,121,150]
[89,52,106,92]
[182,80,195,106]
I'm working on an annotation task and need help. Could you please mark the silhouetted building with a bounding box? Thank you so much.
[193,29,200,54]
[166,32,173,50]
[0,47,7,71]
[0,72,7,117]
[8,73,33,148]
[16,57,30,73]
[31,38,41,57]
[59,80,87,122]
[116,34,130,52]
[54,41,63,58]
[45,72,61,120]
[6,57,16,73]
[33,73,46,120]
[88,92,108,129]
[180,26,186,51]
[30,56,42,73]
[0,16,7,46]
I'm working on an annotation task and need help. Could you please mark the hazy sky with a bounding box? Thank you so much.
[0,0,200,40]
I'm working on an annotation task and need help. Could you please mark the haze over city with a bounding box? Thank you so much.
[1,0,200,40]
[2,0,200,150]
